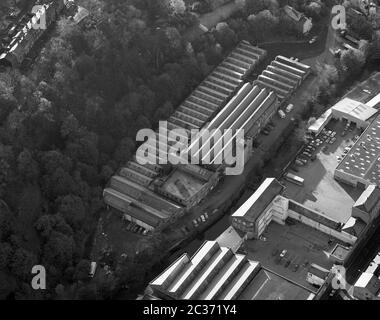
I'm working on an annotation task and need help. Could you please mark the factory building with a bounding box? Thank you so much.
[186,83,279,169]
[0,1,65,68]
[231,178,357,245]
[254,56,310,102]
[143,178,359,300]
[104,41,267,231]
[334,113,380,188]
[146,240,261,300]
[351,184,380,224]
[330,98,378,129]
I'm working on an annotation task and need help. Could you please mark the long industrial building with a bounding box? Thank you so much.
[104,41,267,231]
[186,83,279,165]
[145,240,262,300]
[254,55,311,101]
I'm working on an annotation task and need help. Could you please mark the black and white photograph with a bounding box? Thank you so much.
[0,0,380,311]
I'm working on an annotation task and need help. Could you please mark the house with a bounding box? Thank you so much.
[283,5,313,34]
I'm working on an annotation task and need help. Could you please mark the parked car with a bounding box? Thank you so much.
[262,129,269,135]
[286,103,294,113]
[89,262,97,278]
[280,249,287,258]
[192,219,198,227]
[278,109,286,119]
[200,215,206,223]
[309,36,318,44]
[296,158,307,164]
[295,160,305,166]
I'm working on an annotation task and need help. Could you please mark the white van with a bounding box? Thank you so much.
[89,262,97,278]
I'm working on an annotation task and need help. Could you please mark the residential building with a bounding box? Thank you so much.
[283,5,313,34]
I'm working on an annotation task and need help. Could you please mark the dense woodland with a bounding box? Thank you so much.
[0,0,380,299]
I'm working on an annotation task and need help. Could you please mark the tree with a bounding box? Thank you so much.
[35,214,73,239]
[0,242,12,269]
[340,48,365,77]
[61,114,80,139]
[306,2,322,20]
[113,137,135,165]
[10,248,38,281]
[73,259,91,281]
[215,23,238,50]
[57,194,87,229]
[42,231,75,270]
[348,14,374,41]
[169,0,186,15]
[17,149,40,182]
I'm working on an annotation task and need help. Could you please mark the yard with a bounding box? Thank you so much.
[281,119,364,223]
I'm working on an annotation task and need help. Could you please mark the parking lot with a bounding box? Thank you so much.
[244,219,346,292]
[281,118,364,223]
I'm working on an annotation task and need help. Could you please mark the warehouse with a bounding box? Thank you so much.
[334,113,380,188]
[104,41,267,230]
[331,97,378,129]
[254,55,310,101]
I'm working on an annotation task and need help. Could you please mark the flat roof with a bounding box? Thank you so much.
[239,268,315,300]
[331,244,350,261]
[161,169,206,201]
[308,109,332,133]
[366,93,380,108]
[231,178,284,220]
[331,98,378,122]
[335,113,380,185]
[215,226,244,253]
[355,272,377,288]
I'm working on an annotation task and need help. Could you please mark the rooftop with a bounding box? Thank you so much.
[231,178,284,220]
[331,97,378,122]
[335,113,380,186]
[161,168,207,201]
[215,225,245,253]
[353,184,380,212]
[238,268,315,300]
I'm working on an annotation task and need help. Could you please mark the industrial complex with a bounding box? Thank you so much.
[103,41,312,232]
[140,176,380,300]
